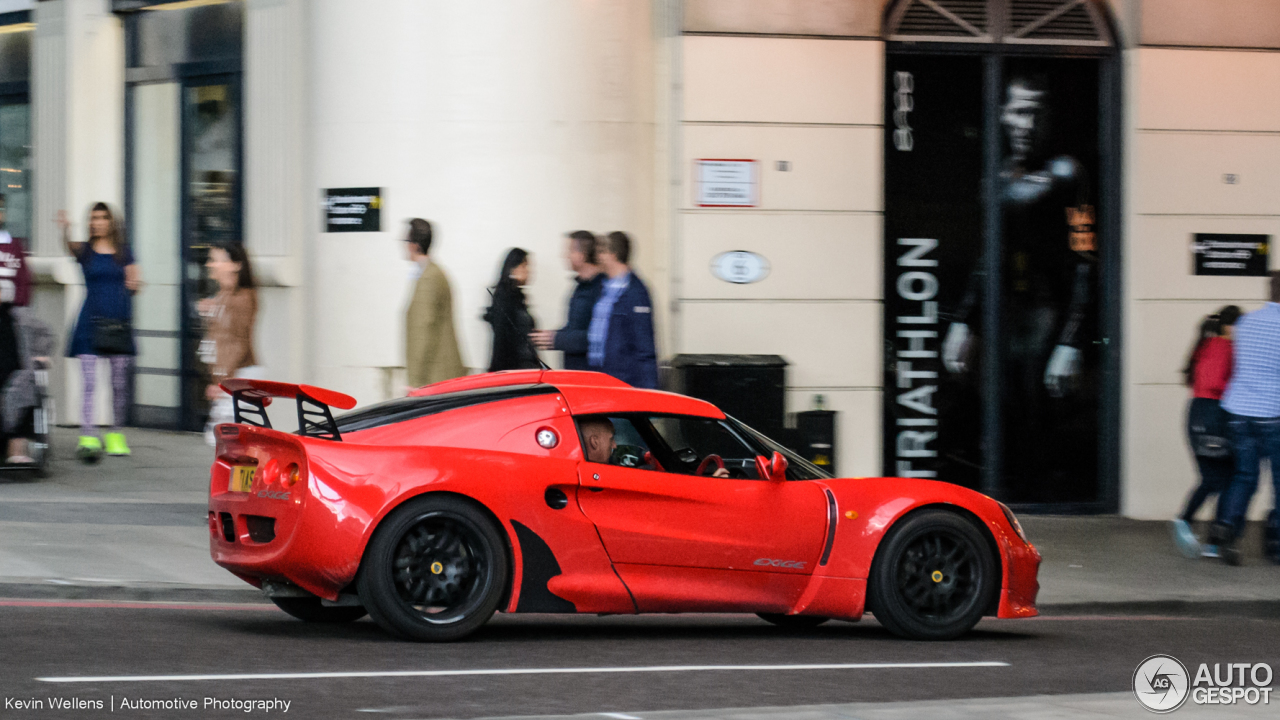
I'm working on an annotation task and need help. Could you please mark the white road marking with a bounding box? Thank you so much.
[600,714,642,719]
[38,661,1008,684]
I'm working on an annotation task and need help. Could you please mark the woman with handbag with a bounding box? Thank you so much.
[199,243,261,446]
[1172,304,1241,559]
[483,247,540,372]
[57,203,141,460]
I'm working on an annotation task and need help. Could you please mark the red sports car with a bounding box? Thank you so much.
[208,370,1039,642]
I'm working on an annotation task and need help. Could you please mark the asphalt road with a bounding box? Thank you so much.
[2,602,1278,719]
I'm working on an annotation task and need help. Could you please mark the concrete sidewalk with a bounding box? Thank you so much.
[471,693,1275,720]
[0,427,1276,609]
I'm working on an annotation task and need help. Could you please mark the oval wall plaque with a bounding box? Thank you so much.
[711,250,770,284]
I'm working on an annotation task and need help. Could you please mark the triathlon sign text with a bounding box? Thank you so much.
[890,238,940,479]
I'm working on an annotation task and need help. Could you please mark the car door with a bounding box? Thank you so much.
[574,413,828,579]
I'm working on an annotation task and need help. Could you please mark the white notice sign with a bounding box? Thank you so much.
[696,159,757,207]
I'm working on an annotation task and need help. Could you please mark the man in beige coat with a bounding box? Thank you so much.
[404,219,466,388]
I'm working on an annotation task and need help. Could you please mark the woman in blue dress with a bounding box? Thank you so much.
[56,204,141,459]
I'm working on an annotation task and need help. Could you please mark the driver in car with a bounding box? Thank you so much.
[580,417,729,476]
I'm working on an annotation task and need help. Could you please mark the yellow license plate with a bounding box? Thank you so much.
[229,466,256,493]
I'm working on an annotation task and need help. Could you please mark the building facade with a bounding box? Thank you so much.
[9,0,1280,519]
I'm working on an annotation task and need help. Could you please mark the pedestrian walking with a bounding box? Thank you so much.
[0,194,32,309]
[57,204,140,460]
[483,248,540,372]
[404,219,466,389]
[587,231,658,389]
[1211,272,1280,565]
[199,243,263,446]
[0,193,44,465]
[531,230,603,371]
[1171,305,1240,559]
[1,307,53,465]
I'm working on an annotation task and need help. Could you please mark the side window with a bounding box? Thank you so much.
[576,415,656,470]
[649,416,762,480]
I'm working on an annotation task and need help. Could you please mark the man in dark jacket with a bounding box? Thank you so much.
[531,231,602,371]
[586,232,658,389]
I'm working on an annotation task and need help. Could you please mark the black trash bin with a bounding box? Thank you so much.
[668,355,788,440]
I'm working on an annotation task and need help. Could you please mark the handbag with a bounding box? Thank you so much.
[92,317,134,355]
[1188,397,1230,458]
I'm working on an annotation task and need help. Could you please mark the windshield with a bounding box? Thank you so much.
[726,416,832,480]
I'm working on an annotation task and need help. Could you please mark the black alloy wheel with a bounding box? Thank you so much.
[868,509,996,640]
[358,495,508,642]
[271,596,367,623]
[756,613,829,629]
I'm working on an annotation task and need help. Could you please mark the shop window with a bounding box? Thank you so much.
[0,21,31,243]
[882,0,1120,511]
[123,0,243,431]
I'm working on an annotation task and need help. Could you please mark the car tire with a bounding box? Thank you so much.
[756,613,829,629]
[358,495,508,642]
[867,509,997,641]
[271,597,367,623]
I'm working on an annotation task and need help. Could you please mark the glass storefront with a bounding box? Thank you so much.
[0,20,32,243]
[881,0,1120,511]
[124,0,242,430]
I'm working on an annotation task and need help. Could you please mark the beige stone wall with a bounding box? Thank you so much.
[1123,47,1280,519]
[683,0,882,37]
[1141,0,1280,49]
[677,35,885,477]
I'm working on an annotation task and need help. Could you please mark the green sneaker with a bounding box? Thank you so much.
[77,435,103,464]
[104,432,131,457]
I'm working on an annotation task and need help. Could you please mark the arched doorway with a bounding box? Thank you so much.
[881,0,1121,511]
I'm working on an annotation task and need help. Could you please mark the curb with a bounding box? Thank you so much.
[1,581,1276,617]
[0,582,268,605]
[1037,599,1280,618]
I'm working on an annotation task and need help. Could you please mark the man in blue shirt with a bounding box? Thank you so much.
[586,232,658,389]
[1213,272,1280,565]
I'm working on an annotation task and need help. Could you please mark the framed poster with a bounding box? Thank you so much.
[695,160,757,207]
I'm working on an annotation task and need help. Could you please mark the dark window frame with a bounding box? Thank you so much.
[121,2,245,430]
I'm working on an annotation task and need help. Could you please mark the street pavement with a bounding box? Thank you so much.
[2,605,1277,719]
[0,427,1278,720]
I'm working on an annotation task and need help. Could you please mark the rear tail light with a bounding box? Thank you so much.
[282,463,301,487]
[261,459,281,486]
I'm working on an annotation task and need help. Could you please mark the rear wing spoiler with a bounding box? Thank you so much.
[219,379,358,441]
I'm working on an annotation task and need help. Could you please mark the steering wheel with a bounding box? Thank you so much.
[695,454,725,476]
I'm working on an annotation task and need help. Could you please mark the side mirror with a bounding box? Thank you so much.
[755,451,789,482]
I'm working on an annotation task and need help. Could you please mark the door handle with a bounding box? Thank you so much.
[586,487,604,493]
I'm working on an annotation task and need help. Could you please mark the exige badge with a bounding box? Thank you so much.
[755,558,807,569]
[257,490,291,501]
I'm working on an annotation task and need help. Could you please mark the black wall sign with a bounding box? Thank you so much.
[324,188,382,233]
[1192,234,1269,276]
